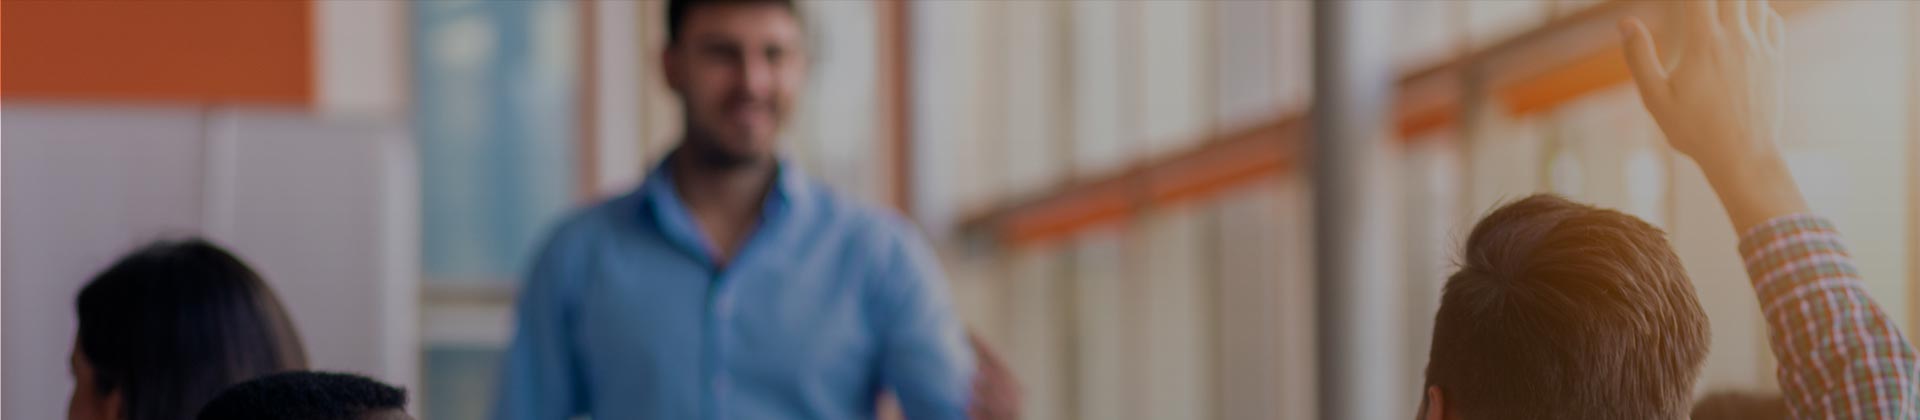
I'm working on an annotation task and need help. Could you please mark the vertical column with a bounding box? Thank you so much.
[1311,1,1402,419]
[877,0,912,213]
[316,0,406,118]
[1908,0,1920,334]
[576,0,599,201]
[590,0,645,197]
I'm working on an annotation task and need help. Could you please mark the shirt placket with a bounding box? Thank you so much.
[706,268,738,420]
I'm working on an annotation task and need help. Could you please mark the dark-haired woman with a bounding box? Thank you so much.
[67,238,308,420]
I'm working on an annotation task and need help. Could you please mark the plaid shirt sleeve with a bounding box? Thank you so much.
[1739,214,1919,419]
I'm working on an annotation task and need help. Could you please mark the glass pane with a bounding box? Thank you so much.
[423,346,505,420]
[413,0,579,282]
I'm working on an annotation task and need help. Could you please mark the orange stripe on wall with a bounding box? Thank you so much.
[1,0,312,104]
[2,1,7,94]
[1497,46,1632,116]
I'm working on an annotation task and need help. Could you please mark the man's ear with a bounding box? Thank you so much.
[1423,386,1447,420]
[660,46,684,96]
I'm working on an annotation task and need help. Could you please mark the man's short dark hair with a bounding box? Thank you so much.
[1424,194,1710,419]
[197,371,408,420]
[666,0,799,46]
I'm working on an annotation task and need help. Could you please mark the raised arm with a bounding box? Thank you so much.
[1620,1,1918,416]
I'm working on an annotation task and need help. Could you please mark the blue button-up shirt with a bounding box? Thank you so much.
[494,161,974,420]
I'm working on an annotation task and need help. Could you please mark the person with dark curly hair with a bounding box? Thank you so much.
[197,371,411,420]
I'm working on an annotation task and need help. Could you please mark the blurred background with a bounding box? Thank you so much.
[3,1,1916,419]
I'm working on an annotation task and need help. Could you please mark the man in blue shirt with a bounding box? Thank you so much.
[493,1,977,419]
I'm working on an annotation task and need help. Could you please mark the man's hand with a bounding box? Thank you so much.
[1622,0,1785,167]
[967,331,1022,420]
[1620,0,1808,232]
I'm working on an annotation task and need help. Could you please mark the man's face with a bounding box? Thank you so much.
[664,3,807,165]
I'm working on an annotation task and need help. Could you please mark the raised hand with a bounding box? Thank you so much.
[967,330,1023,420]
[1619,0,1807,232]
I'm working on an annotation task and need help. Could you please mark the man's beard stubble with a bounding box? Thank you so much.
[681,122,775,170]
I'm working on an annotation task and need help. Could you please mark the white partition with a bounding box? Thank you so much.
[1212,184,1286,420]
[1399,135,1462,416]
[1464,0,1548,49]
[1135,207,1212,420]
[1392,0,1464,73]
[1133,0,1207,157]
[1211,0,1278,131]
[1464,99,1547,213]
[1068,0,1128,178]
[1782,1,1912,335]
[1003,248,1069,420]
[1273,0,1314,113]
[3,104,209,420]
[206,109,420,398]
[588,0,646,198]
[793,0,882,205]
[908,0,990,234]
[2,104,419,419]
[1069,229,1129,420]
[1000,0,1066,198]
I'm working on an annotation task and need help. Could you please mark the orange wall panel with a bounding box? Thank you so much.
[2,0,312,104]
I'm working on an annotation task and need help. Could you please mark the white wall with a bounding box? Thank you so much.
[1136,208,1212,420]
[1392,0,1464,74]
[1399,135,1462,415]
[1002,248,1069,420]
[208,109,421,398]
[1463,0,1549,49]
[1,104,419,419]
[909,0,1000,235]
[793,0,883,205]
[1068,229,1129,420]
[3,105,209,420]
[1782,1,1913,335]
[1068,0,1128,179]
[1273,0,1314,113]
[1000,0,1066,199]
[591,0,646,198]
[1133,0,1208,157]
[1211,0,1279,131]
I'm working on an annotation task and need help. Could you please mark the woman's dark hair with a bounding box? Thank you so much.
[76,238,308,420]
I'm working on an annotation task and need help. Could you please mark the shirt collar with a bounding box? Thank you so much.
[635,155,811,266]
